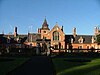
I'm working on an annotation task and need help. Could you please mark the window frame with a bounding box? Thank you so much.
[53,31,59,41]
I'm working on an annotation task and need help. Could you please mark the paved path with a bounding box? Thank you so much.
[7,56,56,75]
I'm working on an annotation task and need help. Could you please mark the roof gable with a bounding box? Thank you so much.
[49,23,65,35]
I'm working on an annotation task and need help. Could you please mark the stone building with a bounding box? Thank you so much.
[0,18,100,53]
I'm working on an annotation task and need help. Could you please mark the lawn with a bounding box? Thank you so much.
[52,57,100,75]
[0,57,30,75]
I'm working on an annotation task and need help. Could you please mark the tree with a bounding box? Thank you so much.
[96,34,100,44]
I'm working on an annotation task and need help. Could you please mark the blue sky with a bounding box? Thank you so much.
[0,0,100,35]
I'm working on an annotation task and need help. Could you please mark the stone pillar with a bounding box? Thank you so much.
[47,42,51,56]
[36,43,40,55]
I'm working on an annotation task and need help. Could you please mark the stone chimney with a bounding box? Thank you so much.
[60,26,63,31]
[94,26,99,36]
[14,26,17,37]
[38,28,41,33]
[73,27,77,37]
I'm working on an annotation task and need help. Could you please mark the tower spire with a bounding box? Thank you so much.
[42,17,49,30]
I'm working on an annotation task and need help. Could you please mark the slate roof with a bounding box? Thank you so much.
[0,34,7,44]
[65,35,94,44]
[0,33,41,43]
[41,18,50,30]
[65,35,74,43]
[18,35,28,43]
[28,33,41,42]
[74,35,93,44]
[3,34,28,43]
[36,39,51,41]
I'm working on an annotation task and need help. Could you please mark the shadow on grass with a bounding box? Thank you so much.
[64,58,91,62]
[52,53,100,75]
[63,62,100,75]
[52,58,88,74]
[0,58,15,62]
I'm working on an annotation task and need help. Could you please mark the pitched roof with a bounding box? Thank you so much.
[3,34,28,43]
[28,33,41,42]
[0,35,7,44]
[49,23,65,35]
[65,35,74,43]
[36,39,51,41]
[74,35,93,44]
[65,35,94,44]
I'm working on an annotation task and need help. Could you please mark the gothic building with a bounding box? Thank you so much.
[0,18,100,53]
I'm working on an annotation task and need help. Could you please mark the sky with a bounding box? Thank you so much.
[0,0,100,35]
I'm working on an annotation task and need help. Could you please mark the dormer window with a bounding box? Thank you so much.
[7,36,10,43]
[79,40,83,43]
[17,37,21,43]
[18,40,21,43]
[78,36,83,43]
[71,38,73,43]
[91,36,95,43]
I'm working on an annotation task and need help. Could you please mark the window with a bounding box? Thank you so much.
[53,31,59,41]
[87,46,89,49]
[92,37,96,43]
[18,40,21,43]
[44,31,46,33]
[71,38,73,43]
[61,45,63,49]
[7,36,10,43]
[78,39,83,43]
[7,39,10,43]
[78,36,83,43]
[79,40,82,43]
[17,37,21,43]
[78,46,82,49]
[43,36,46,39]
[55,45,58,49]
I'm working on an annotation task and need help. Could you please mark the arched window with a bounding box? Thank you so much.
[53,31,59,41]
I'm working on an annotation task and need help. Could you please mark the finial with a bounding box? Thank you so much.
[55,22,58,26]
[45,16,46,19]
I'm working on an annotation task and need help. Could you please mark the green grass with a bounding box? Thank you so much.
[52,57,100,75]
[0,57,30,75]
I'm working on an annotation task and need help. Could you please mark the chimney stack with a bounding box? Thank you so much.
[38,28,41,33]
[14,26,17,37]
[60,26,63,31]
[73,27,77,37]
[94,26,99,36]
